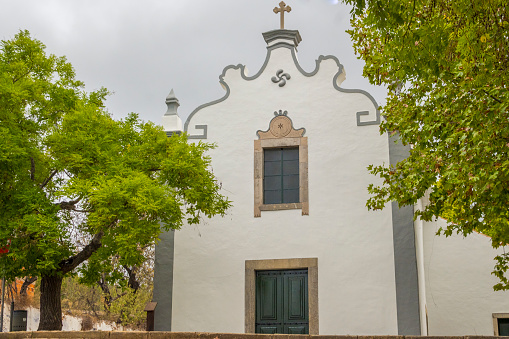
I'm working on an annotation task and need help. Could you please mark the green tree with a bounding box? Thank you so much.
[343,0,509,287]
[0,31,230,330]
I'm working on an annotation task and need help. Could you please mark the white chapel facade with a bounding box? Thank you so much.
[152,6,509,336]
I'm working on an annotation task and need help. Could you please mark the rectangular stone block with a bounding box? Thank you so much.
[110,331,148,339]
[31,331,108,338]
[0,332,32,339]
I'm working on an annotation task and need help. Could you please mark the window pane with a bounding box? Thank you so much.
[264,148,282,162]
[264,176,282,190]
[283,189,299,204]
[282,148,299,161]
[283,160,299,175]
[265,161,282,176]
[265,190,282,204]
[283,175,299,190]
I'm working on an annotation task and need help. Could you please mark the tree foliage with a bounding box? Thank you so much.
[343,0,509,288]
[0,30,230,330]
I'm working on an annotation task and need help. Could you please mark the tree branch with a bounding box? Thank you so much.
[30,157,35,181]
[40,169,58,189]
[20,276,38,296]
[123,265,140,292]
[97,273,112,311]
[73,209,92,213]
[402,0,417,38]
[86,298,100,318]
[482,90,503,103]
[110,291,128,303]
[12,68,33,84]
[57,197,82,211]
[59,229,106,274]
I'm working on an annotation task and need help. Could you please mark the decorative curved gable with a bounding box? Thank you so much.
[184,29,380,139]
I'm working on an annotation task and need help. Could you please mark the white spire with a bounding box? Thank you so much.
[162,88,183,134]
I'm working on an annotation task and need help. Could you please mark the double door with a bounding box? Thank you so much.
[255,269,309,334]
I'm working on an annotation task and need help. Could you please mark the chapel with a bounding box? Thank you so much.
[152,2,508,335]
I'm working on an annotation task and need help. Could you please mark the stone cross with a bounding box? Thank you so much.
[273,1,291,29]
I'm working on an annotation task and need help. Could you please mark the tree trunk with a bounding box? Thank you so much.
[38,274,63,331]
[37,230,106,330]
[20,276,37,296]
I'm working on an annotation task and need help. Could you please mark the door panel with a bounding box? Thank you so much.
[286,325,307,334]
[285,274,307,322]
[257,325,281,334]
[256,274,281,322]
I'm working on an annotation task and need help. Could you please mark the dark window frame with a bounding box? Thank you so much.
[254,137,308,217]
[494,314,509,336]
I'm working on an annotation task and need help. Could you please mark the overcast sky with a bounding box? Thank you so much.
[0,0,386,125]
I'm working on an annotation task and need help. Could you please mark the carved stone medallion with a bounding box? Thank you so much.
[270,115,292,137]
[256,110,305,140]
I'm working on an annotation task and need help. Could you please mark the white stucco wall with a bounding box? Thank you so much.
[170,43,398,335]
[422,217,509,335]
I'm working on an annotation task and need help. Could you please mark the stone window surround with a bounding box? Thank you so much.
[254,136,309,217]
[493,313,509,335]
[244,258,318,335]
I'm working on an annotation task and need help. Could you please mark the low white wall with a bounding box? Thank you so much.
[0,306,119,332]
[423,217,509,335]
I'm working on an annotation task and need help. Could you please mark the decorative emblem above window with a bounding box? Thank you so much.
[257,110,305,140]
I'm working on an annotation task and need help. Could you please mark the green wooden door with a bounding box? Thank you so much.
[255,269,309,334]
